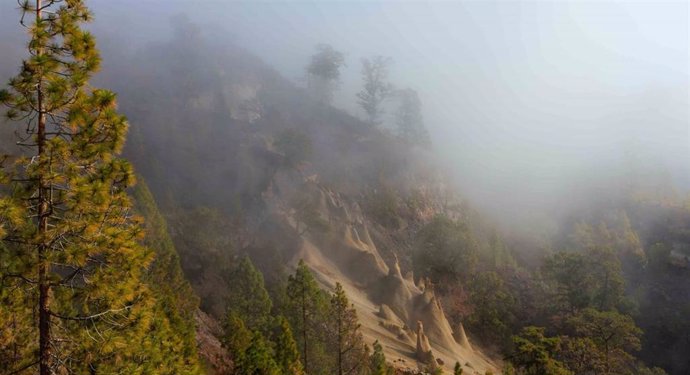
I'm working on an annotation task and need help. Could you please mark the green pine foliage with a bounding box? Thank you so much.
[566,308,642,374]
[453,362,463,375]
[237,332,281,375]
[467,271,516,348]
[221,262,312,375]
[223,310,253,364]
[329,282,367,375]
[273,316,305,375]
[284,260,331,375]
[541,246,626,315]
[413,214,479,286]
[226,255,273,332]
[0,239,34,371]
[167,206,235,319]
[370,340,393,375]
[0,1,190,373]
[510,316,649,375]
[132,179,202,373]
[510,327,572,375]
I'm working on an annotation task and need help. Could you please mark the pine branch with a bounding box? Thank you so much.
[49,305,134,322]
[5,360,40,375]
[2,273,38,285]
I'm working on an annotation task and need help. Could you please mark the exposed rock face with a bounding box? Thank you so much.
[373,257,414,322]
[454,322,473,351]
[264,173,499,374]
[415,321,434,364]
[379,304,405,326]
[195,310,232,375]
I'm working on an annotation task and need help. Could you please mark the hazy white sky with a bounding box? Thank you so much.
[2,0,688,221]
[174,1,688,216]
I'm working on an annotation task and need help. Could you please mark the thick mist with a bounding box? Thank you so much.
[1,0,687,228]
[1,3,689,374]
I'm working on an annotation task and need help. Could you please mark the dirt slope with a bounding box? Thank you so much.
[266,172,500,374]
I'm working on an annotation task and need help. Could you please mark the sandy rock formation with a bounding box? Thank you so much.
[454,322,473,351]
[265,175,499,373]
[415,321,434,364]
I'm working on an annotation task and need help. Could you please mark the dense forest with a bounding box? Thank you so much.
[0,1,688,375]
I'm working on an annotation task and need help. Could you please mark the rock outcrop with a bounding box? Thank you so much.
[454,322,473,351]
[195,310,232,374]
[264,173,499,373]
[415,321,434,364]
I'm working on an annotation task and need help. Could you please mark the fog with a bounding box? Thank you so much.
[1,0,687,227]
[1,3,689,373]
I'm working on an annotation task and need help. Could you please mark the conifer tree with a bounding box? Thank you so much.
[226,255,272,332]
[567,308,642,375]
[132,180,202,373]
[223,310,253,365]
[510,327,572,375]
[285,260,328,375]
[329,282,367,375]
[274,315,305,375]
[0,174,33,372]
[237,332,281,375]
[454,362,464,375]
[370,340,393,375]
[0,1,166,373]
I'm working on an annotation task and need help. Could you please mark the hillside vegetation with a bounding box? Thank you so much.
[1,4,688,375]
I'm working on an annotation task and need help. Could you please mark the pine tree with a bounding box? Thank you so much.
[467,271,516,347]
[510,327,572,375]
[0,1,167,373]
[274,315,305,375]
[454,362,464,375]
[226,255,272,332]
[370,340,393,375]
[567,308,642,375]
[132,180,202,373]
[0,180,33,371]
[285,260,328,375]
[237,332,281,375]
[329,282,367,375]
[223,310,253,365]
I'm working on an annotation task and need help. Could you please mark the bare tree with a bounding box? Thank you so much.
[357,56,393,126]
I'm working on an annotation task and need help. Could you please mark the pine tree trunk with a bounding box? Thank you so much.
[302,288,308,374]
[600,270,610,310]
[337,315,343,375]
[35,1,53,374]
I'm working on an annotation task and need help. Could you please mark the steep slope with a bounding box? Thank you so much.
[132,180,208,373]
[89,23,501,373]
[260,170,498,373]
